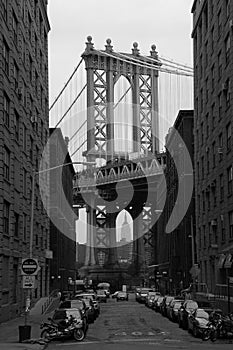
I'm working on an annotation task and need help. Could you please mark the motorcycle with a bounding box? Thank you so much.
[40,315,85,341]
[202,312,233,342]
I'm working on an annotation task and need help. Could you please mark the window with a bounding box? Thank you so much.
[198,21,202,47]
[13,61,19,90]
[3,40,9,75]
[200,54,203,78]
[29,55,33,82]
[206,190,210,209]
[2,0,7,21]
[205,77,208,102]
[202,190,205,213]
[203,225,206,247]
[201,156,204,179]
[224,79,231,109]
[221,217,226,242]
[3,200,10,235]
[23,168,27,196]
[218,51,222,79]
[220,174,224,201]
[211,27,214,52]
[29,136,33,161]
[226,122,231,151]
[3,93,10,128]
[212,182,217,206]
[225,34,230,66]
[206,149,209,173]
[219,133,223,161]
[28,14,32,41]
[211,103,216,128]
[12,12,18,45]
[211,65,215,91]
[226,0,230,18]
[229,211,233,239]
[212,141,216,168]
[205,41,208,68]
[218,93,222,119]
[44,29,47,51]
[23,213,27,241]
[227,165,233,195]
[13,260,18,303]
[213,224,217,244]
[206,114,209,138]
[35,34,38,59]
[218,9,222,38]
[22,124,27,151]
[204,4,208,31]
[4,147,10,180]
[2,256,9,304]
[201,122,204,144]
[14,110,20,141]
[14,212,19,237]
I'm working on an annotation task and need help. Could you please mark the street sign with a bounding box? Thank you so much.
[22,275,35,289]
[21,258,39,275]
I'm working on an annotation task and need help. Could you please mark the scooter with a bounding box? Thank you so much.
[40,315,85,341]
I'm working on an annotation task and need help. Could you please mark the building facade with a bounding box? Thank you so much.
[192,0,233,293]
[156,110,195,294]
[49,128,76,293]
[0,0,50,321]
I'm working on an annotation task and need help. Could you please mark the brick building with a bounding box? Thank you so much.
[156,110,195,294]
[49,128,76,292]
[192,0,233,293]
[0,1,50,321]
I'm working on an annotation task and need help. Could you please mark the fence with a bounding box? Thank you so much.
[41,289,59,314]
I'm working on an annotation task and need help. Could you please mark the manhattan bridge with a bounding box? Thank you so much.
[49,36,193,286]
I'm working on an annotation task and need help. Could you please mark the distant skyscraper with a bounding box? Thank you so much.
[120,212,131,242]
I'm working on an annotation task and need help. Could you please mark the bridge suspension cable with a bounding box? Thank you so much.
[49,58,83,111]
[54,84,87,129]
[96,50,193,77]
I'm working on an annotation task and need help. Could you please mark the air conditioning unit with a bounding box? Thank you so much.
[30,116,38,123]
[211,220,217,226]
[218,147,223,154]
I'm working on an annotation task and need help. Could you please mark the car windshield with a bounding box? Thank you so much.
[196,309,209,319]
[118,292,126,296]
[166,297,174,304]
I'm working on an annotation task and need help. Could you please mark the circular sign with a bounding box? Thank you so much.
[21,258,39,275]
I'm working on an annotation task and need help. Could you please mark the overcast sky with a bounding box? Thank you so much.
[48,0,194,243]
[48,0,194,104]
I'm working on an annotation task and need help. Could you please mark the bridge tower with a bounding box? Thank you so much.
[80,37,161,285]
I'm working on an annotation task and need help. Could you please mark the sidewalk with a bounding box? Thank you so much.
[0,297,60,350]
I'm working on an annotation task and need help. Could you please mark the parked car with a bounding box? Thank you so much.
[74,293,100,317]
[145,291,161,307]
[187,308,214,337]
[161,296,174,317]
[96,289,107,303]
[137,288,154,303]
[78,298,96,323]
[112,291,119,299]
[116,291,128,301]
[135,288,142,302]
[167,300,184,321]
[154,296,164,312]
[178,300,198,329]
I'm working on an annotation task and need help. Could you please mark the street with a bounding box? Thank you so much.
[47,293,233,350]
